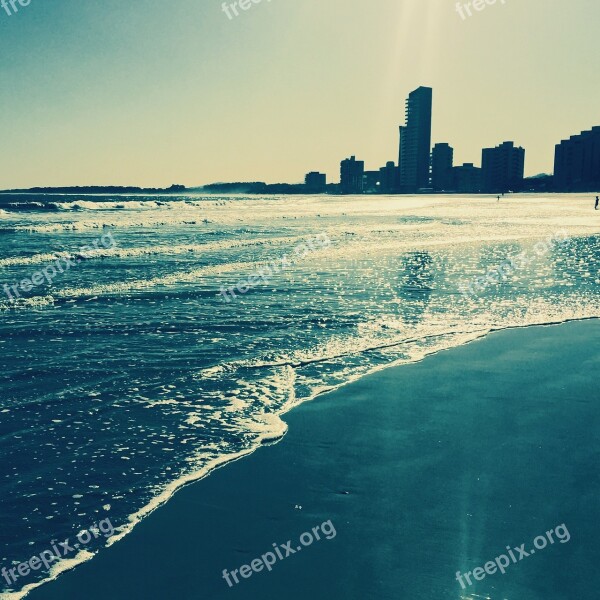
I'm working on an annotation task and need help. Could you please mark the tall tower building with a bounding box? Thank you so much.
[398,86,433,192]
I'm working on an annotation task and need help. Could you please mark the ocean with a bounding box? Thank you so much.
[0,192,598,598]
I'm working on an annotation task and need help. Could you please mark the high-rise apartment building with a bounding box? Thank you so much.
[431,143,454,191]
[481,141,525,193]
[452,163,482,193]
[379,161,397,194]
[554,126,600,192]
[398,86,433,192]
[340,156,365,194]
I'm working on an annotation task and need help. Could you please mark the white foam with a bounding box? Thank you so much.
[0,236,300,268]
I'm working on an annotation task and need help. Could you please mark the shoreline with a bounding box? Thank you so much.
[21,318,600,600]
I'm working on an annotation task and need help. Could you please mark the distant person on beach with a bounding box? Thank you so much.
[595,196,599,210]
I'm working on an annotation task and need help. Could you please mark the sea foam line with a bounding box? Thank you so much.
[0,236,303,268]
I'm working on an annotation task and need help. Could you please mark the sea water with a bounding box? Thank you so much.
[0,192,598,597]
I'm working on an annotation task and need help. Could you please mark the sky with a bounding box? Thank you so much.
[0,0,598,188]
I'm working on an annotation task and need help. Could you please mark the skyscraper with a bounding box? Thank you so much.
[431,143,454,191]
[398,86,433,193]
[481,141,525,193]
[340,156,365,194]
[554,126,600,192]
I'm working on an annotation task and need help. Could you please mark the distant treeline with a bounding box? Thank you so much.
[3,175,589,197]
[0,184,187,194]
[202,182,336,194]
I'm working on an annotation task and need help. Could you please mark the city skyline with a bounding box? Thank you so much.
[2,82,593,194]
[0,0,599,188]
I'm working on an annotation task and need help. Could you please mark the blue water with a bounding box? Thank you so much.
[0,193,598,597]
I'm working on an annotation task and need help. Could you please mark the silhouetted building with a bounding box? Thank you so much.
[379,161,397,194]
[340,156,365,194]
[431,143,454,191]
[452,163,482,193]
[481,141,525,193]
[554,126,600,192]
[524,174,553,192]
[398,86,433,192]
[305,171,327,193]
[363,171,381,194]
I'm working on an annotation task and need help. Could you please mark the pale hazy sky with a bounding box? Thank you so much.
[0,0,598,188]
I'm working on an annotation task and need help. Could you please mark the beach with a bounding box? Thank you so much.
[2,1,599,598]
[24,319,600,600]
